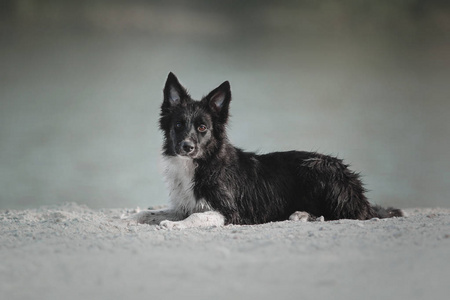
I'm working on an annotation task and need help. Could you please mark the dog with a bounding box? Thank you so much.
[128,72,403,229]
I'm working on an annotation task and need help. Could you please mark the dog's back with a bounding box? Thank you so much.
[187,149,401,224]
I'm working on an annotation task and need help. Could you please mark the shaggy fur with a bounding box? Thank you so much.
[129,73,403,228]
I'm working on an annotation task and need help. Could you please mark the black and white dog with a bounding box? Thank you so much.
[128,73,402,229]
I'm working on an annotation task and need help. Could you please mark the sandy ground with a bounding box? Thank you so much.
[1,203,449,300]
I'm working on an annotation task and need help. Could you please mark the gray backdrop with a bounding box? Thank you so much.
[1,1,449,210]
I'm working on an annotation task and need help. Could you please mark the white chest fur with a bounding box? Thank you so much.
[162,156,211,216]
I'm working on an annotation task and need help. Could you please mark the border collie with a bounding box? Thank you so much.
[128,73,403,229]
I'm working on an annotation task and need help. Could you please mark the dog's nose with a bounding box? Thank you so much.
[181,140,195,153]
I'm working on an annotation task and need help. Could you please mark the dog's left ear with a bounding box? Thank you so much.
[205,81,231,123]
[163,72,188,109]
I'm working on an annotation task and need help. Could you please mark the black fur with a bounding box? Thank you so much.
[159,72,403,225]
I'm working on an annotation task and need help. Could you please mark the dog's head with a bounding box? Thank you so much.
[159,72,231,159]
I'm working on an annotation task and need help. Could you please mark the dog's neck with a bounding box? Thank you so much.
[195,138,237,166]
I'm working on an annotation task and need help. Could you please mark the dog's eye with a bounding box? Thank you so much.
[175,122,183,129]
[198,124,207,132]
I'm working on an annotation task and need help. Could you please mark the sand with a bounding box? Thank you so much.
[1,203,449,300]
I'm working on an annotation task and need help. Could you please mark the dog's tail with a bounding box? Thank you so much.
[371,205,404,219]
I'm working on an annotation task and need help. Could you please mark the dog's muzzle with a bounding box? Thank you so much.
[179,140,196,156]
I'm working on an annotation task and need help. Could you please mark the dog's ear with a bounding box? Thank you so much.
[205,81,231,123]
[163,72,188,108]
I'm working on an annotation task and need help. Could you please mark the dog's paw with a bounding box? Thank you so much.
[289,211,325,222]
[289,211,311,222]
[315,216,325,222]
[159,220,186,230]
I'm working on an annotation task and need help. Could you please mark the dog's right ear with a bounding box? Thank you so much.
[162,72,188,108]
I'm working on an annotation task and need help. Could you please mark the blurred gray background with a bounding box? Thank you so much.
[0,0,449,210]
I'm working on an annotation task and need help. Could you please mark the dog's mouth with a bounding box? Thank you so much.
[177,151,197,159]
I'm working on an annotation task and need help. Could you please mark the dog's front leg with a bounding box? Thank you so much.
[122,208,181,225]
[160,211,225,229]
